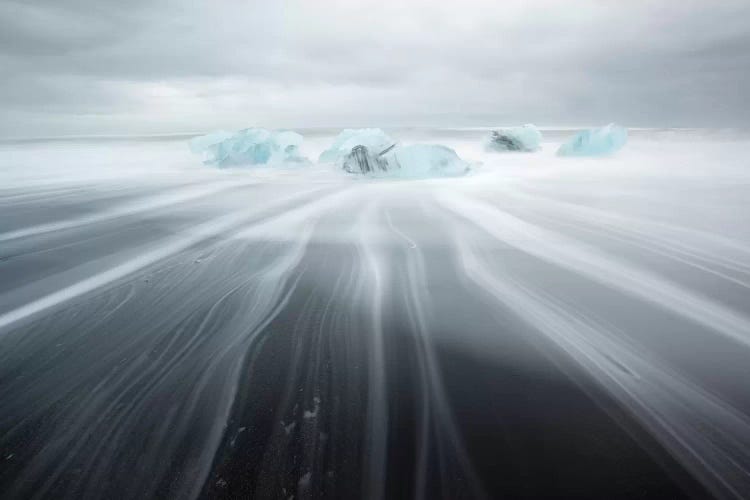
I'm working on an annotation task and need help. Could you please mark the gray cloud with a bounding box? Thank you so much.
[1,0,748,137]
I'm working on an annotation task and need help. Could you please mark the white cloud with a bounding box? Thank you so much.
[1,0,749,136]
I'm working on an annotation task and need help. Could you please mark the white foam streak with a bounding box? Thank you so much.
[438,192,750,349]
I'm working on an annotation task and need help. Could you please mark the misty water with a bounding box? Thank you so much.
[1,128,750,499]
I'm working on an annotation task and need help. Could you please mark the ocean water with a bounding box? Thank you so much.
[1,128,749,499]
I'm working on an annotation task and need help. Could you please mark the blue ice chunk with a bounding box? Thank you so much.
[188,130,233,154]
[557,124,628,157]
[487,124,542,152]
[319,128,396,163]
[385,144,470,178]
[189,128,307,167]
[343,143,470,178]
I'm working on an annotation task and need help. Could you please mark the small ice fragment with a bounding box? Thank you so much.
[298,472,312,489]
[230,426,248,447]
[284,421,296,434]
[557,124,628,157]
[319,128,396,164]
[189,128,308,167]
[304,396,322,419]
[487,124,542,152]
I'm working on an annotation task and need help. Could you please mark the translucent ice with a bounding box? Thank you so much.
[340,144,394,174]
[189,128,307,167]
[188,130,234,154]
[557,124,628,157]
[343,143,470,178]
[319,128,396,164]
[487,124,542,152]
[386,144,470,177]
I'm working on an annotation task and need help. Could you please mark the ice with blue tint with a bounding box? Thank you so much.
[385,144,470,177]
[342,143,470,178]
[557,124,628,157]
[189,128,307,167]
[319,128,396,163]
[487,124,542,152]
[188,130,234,155]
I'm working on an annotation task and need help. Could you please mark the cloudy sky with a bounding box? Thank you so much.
[1,0,749,137]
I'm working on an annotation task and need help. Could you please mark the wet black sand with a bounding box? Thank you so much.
[2,135,750,499]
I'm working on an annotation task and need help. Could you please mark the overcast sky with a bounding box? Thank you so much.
[1,0,748,137]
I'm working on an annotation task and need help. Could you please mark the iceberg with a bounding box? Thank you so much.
[342,143,470,178]
[385,144,470,178]
[188,130,234,154]
[189,128,307,167]
[340,144,395,174]
[322,128,468,178]
[557,124,628,157]
[487,124,542,152]
[319,128,396,164]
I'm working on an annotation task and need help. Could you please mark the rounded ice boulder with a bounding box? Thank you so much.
[487,124,542,152]
[319,128,397,164]
[557,124,628,157]
[341,143,470,178]
[189,128,308,167]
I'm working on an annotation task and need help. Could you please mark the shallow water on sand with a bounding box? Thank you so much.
[1,129,749,499]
